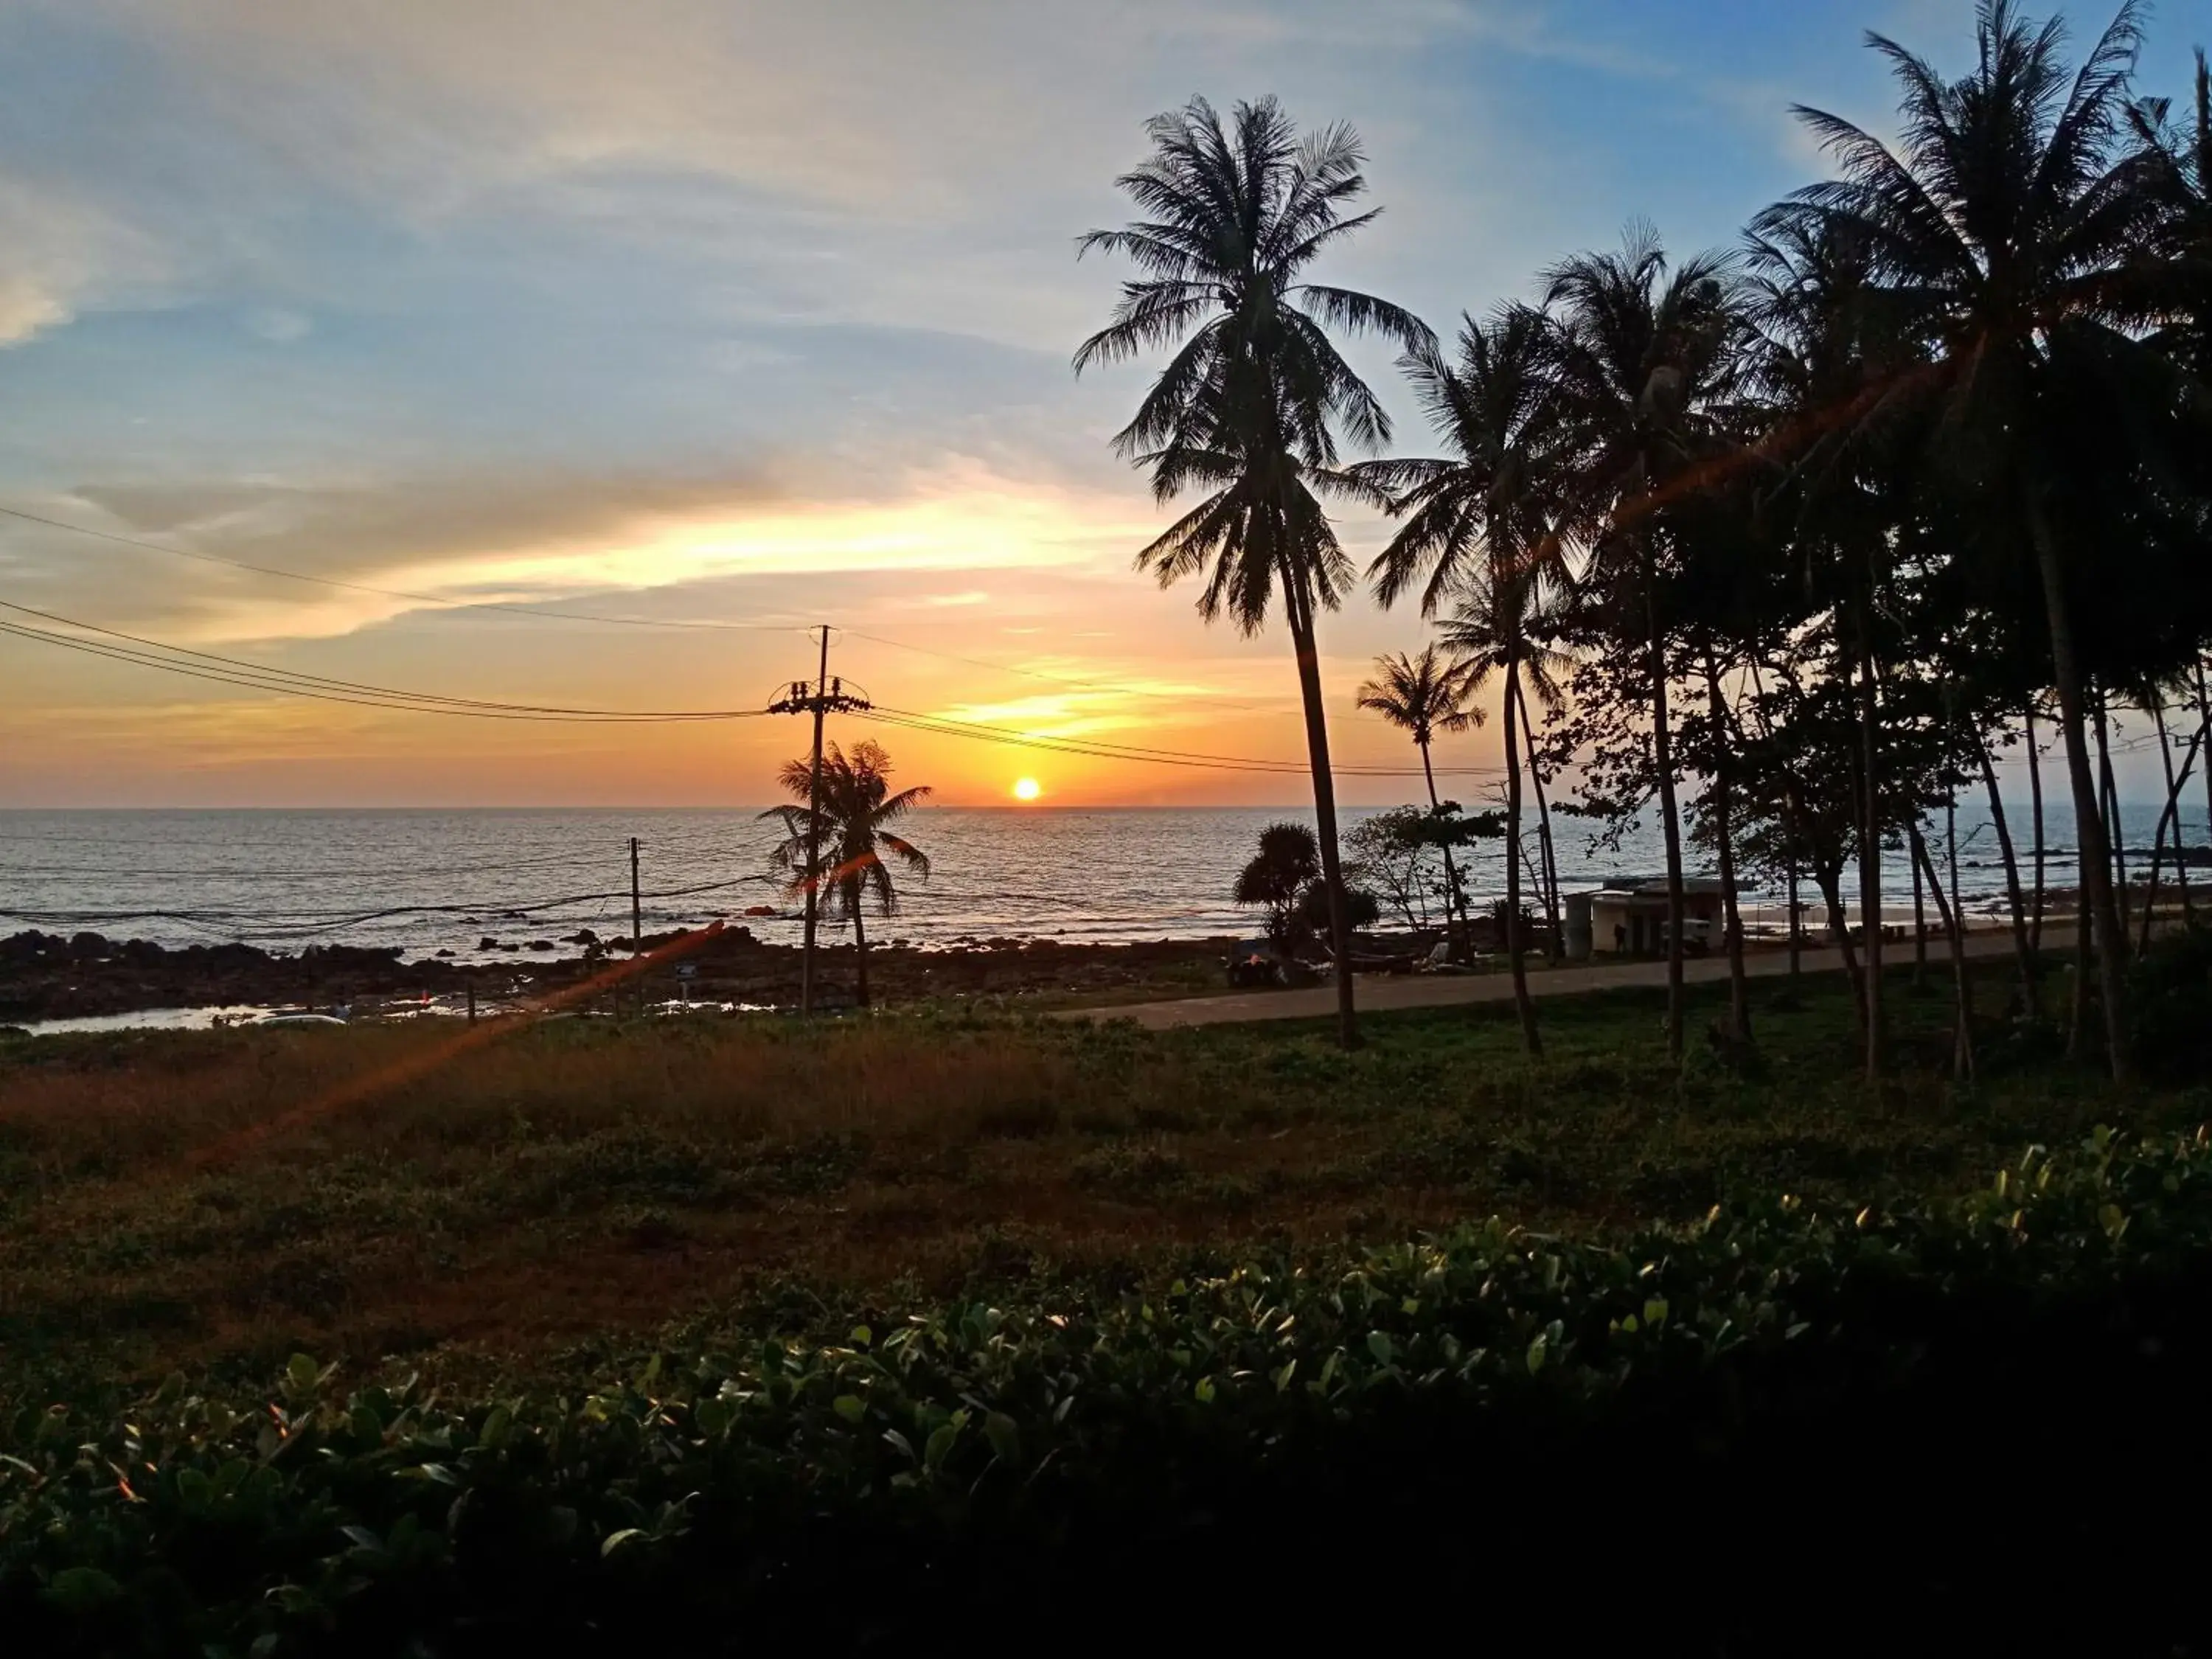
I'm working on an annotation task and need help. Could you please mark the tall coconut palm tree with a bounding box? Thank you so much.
[1742,212,1917,1079]
[1356,645,1482,955]
[2130,47,2212,375]
[1543,225,1747,1062]
[1074,97,1431,1049]
[1437,571,1576,1054]
[761,741,931,1009]
[1357,305,1577,1051]
[1755,0,2174,1078]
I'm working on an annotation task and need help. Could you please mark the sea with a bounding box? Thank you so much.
[2,801,2202,963]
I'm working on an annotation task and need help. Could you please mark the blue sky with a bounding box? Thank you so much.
[1,0,2205,805]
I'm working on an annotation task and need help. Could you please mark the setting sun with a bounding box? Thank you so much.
[1012,777,1042,801]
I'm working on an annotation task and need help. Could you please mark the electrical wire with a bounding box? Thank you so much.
[0,605,774,722]
[861,703,1504,778]
[2,600,1503,777]
[839,626,1273,714]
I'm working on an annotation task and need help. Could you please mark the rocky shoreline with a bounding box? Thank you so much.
[0,926,1240,1024]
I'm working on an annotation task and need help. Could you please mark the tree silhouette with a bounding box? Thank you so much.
[1076,95,1430,1049]
[1361,305,1577,1052]
[761,741,930,1009]
[1354,645,1481,955]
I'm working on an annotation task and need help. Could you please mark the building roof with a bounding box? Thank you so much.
[1585,875,1726,898]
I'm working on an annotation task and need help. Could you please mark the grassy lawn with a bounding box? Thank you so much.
[0,958,2188,1403]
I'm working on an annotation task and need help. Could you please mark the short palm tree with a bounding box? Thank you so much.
[1357,305,1578,1051]
[1075,96,1432,1048]
[1753,0,2173,1077]
[761,741,930,1008]
[1543,225,1747,1062]
[1355,645,1482,955]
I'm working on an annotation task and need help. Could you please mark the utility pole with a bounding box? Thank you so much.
[802,627,829,1015]
[630,836,643,1019]
[768,628,870,1015]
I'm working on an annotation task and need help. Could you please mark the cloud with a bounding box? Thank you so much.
[0,172,159,344]
[12,456,1158,643]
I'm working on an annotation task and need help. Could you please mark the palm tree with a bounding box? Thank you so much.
[2130,47,2212,377]
[1437,573,1576,1054]
[1355,645,1482,956]
[1742,213,1916,1079]
[1075,96,1431,1049]
[1543,225,1746,1062]
[761,741,931,1008]
[1358,304,1577,1051]
[1756,0,2174,1078]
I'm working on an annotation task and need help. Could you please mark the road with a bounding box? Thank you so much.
[1062,925,2039,1031]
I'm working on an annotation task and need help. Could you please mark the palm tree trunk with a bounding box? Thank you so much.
[2152,698,2193,930]
[2027,703,2046,956]
[2095,691,2132,953]
[1910,846,1927,987]
[2025,491,2129,1079]
[2141,716,2205,954]
[1703,650,1750,1043]
[1910,820,1973,1085]
[1644,553,1686,1063]
[2198,658,2212,880]
[1514,675,1565,961]
[1854,588,1885,1080]
[1284,577,1359,1049]
[1419,740,1467,962]
[851,889,871,1008]
[1815,862,1865,1037]
[1975,735,2039,1018]
[2070,839,2092,1060]
[1503,655,1541,1054]
[1787,854,1801,978]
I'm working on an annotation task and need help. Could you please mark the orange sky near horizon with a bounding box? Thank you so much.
[0,474,1516,810]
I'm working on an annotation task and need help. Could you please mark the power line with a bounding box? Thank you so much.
[4,499,1299,723]
[0,602,775,723]
[861,703,1504,779]
[1,562,1502,776]
[839,626,1273,714]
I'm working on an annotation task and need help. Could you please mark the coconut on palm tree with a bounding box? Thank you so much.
[1755,0,2182,1078]
[760,741,930,1008]
[1542,225,1747,1062]
[1359,304,1580,1050]
[1075,95,1432,1048]
[1354,645,1481,956]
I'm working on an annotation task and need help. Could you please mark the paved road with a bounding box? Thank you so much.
[1063,925,2037,1031]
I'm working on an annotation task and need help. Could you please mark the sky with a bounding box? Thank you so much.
[1,0,2206,808]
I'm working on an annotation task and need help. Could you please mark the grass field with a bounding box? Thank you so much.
[0,957,2190,1402]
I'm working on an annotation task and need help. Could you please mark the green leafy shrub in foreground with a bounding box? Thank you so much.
[7,1126,2212,1654]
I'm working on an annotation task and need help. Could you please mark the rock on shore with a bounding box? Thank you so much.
[0,927,1237,1022]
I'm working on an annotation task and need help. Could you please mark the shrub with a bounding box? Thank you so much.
[7,1128,2212,1650]
[2129,925,2212,1082]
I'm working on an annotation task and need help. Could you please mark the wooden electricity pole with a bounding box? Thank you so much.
[630,836,643,1018]
[768,628,870,1016]
[802,627,829,1015]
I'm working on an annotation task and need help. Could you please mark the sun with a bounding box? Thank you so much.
[1012,777,1042,802]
